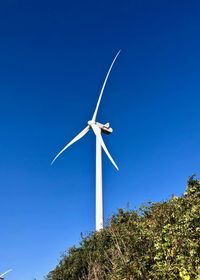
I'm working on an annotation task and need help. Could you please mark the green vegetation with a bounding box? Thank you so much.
[46,176,200,280]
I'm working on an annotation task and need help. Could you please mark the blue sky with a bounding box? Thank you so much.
[1,0,200,279]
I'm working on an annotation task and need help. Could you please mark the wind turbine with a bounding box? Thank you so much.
[51,50,121,231]
[0,269,12,280]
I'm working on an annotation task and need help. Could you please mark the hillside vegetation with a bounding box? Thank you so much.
[46,176,200,280]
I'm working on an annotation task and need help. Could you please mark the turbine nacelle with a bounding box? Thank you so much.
[88,120,113,135]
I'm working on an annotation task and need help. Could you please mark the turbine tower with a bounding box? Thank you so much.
[51,50,121,231]
[0,269,12,280]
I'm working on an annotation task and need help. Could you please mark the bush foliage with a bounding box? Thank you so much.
[46,176,200,280]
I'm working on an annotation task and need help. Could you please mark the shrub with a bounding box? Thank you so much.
[46,176,200,280]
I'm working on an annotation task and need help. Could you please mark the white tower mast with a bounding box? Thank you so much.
[96,126,103,230]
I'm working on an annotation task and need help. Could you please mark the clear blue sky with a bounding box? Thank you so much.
[0,1,200,279]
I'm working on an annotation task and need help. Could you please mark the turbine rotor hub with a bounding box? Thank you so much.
[88,120,95,126]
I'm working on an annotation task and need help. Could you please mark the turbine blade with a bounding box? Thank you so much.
[51,125,90,165]
[92,50,121,122]
[0,269,12,277]
[91,124,119,171]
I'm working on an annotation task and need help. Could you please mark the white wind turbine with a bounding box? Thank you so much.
[0,269,12,280]
[51,50,121,231]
